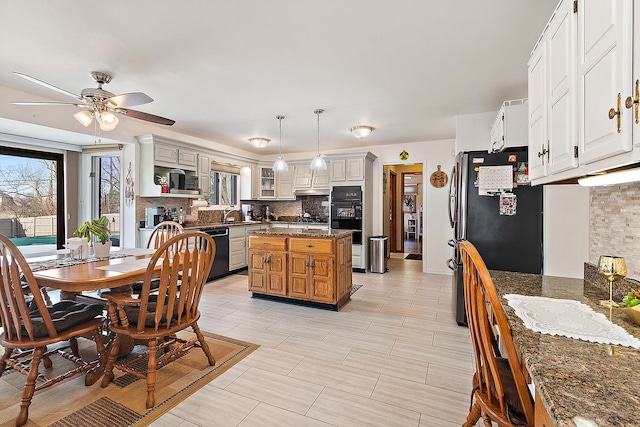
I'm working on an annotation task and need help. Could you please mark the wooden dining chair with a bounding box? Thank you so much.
[131,221,185,295]
[459,241,535,427]
[147,220,185,250]
[100,231,216,408]
[0,235,107,427]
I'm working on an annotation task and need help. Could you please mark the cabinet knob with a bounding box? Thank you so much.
[609,92,622,133]
[537,147,548,158]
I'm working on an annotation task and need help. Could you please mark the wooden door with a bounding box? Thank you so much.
[248,250,267,292]
[389,171,397,252]
[310,254,334,303]
[289,253,311,299]
[266,251,287,296]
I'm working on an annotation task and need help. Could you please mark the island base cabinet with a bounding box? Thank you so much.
[248,233,352,310]
[534,389,554,427]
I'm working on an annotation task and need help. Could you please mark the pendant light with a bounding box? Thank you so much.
[310,108,327,170]
[272,115,288,171]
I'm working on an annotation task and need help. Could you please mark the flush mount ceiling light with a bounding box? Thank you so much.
[350,125,374,139]
[272,115,288,172]
[249,137,270,148]
[578,167,640,186]
[310,109,327,171]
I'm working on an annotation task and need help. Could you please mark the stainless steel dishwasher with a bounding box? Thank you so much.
[202,227,229,281]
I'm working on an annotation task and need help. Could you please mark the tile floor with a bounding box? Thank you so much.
[150,257,478,427]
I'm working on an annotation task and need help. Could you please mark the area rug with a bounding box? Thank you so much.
[0,331,258,427]
[351,283,363,295]
[405,253,422,260]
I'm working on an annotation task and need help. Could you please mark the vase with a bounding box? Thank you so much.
[93,241,112,258]
[161,184,169,193]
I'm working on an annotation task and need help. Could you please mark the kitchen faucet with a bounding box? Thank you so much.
[223,205,235,223]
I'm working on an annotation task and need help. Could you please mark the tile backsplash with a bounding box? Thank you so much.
[590,182,640,279]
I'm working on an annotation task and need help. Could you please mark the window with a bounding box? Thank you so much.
[210,172,238,206]
[0,146,65,252]
[92,156,121,245]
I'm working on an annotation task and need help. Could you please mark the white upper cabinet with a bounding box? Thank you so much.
[528,0,578,180]
[331,157,364,183]
[276,168,295,199]
[489,99,528,154]
[577,0,633,164]
[547,0,578,174]
[293,164,312,188]
[528,38,548,180]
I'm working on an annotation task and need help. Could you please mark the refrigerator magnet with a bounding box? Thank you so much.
[499,192,517,216]
[508,154,517,162]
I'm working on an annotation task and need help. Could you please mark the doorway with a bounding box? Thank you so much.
[383,163,423,259]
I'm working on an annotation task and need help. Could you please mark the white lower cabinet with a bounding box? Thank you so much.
[352,244,364,271]
[229,226,246,271]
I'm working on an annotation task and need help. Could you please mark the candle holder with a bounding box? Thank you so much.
[598,255,627,309]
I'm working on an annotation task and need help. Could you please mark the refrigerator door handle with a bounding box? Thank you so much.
[446,258,456,270]
[448,165,457,228]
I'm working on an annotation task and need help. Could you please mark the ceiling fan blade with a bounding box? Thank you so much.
[13,72,80,99]
[116,108,175,126]
[12,101,83,106]
[106,92,153,108]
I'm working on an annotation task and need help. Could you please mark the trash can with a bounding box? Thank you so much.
[369,236,388,273]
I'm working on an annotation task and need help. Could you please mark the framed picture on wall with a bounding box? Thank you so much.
[403,194,415,212]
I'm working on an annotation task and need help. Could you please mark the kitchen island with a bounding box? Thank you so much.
[490,269,640,427]
[247,228,353,310]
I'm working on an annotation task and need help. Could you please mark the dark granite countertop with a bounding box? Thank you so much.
[490,270,640,427]
[247,228,352,238]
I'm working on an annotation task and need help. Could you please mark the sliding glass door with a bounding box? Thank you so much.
[0,146,65,252]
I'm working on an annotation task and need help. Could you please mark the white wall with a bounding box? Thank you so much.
[369,139,456,275]
[543,185,589,278]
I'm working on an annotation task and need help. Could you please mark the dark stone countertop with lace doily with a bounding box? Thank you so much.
[489,268,640,427]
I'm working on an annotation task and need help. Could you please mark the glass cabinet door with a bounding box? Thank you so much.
[260,167,276,198]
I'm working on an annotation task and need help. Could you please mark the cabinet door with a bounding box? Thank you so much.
[577,0,633,164]
[199,154,211,176]
[528,39,548,180]
[490,108,505,153]
[266,251,287,296]
[312,168,331,187]
[289,253,311,299]
[310,255,334,303]
[178,149,198,168]
[260,167,276,199]
[547,0,578,175]
[248,251,267,292]
[346,158,365,181]
[154,143,178,164]
[330,159,347,181]
[229,236,246,270]
[277,169,295,199]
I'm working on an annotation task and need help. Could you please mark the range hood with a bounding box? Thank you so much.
[294,188,330,196]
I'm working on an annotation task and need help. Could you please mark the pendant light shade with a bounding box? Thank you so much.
[272,115,288,171]
[310,109,327,170]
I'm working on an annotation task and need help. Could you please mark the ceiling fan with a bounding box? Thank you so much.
[12,71,175,131]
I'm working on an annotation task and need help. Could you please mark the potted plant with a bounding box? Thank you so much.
[75,216,112,258]
[157,174,169,193]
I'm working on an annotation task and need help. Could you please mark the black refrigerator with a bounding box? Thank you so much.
[447,147,542,326]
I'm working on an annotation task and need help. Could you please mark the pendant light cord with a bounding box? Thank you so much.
[277,115,284,155]
[314,109,323,154]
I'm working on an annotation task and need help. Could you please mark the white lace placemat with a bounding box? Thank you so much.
[505,294,640,349]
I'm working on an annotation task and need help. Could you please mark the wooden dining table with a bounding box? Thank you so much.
[26,247,159,384]
[28,247,158,296]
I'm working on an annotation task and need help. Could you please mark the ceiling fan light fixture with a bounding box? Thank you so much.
[272,115,288,172]
[249,137,270,148]
[310,109,327,171]
[99,110,119,131]
[74,110,94,127]
[350,125,374,139]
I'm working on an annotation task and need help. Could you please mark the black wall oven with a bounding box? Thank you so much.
[331,186,362,244]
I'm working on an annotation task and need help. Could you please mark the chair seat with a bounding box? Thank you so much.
[13,301,104,338]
